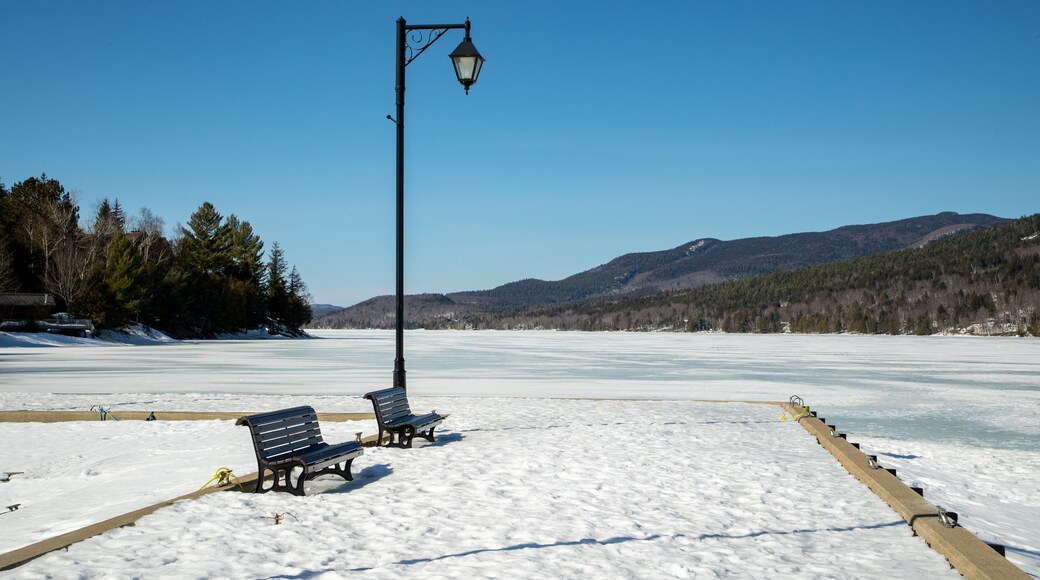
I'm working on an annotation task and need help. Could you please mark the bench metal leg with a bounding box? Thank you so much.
[257,463,307,496]
[312,458,355,482]
[254,469,270,493]
[418,426,437,443]
[380,425,437,448]
[383,426,415,448]
[255,457,357,496]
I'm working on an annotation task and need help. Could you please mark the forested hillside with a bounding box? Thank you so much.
[315,213,1040,336]
[446,212,1006,309]
[0,174,312,337]
[473,213,1040,335]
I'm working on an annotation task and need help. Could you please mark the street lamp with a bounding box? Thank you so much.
[449,27,484,94]
[390,16,484,390]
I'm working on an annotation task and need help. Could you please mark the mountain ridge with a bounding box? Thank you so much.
[312,211,1009,329]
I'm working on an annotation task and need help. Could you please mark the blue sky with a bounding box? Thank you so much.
[2,1,1038,307]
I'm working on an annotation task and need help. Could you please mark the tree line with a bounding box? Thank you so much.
[0,174,312,337]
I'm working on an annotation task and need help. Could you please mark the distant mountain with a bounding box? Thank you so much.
[312,294,477,330]
[446,212,1007,309]
[310,212,1009,329]
[507,212,1040,336]
[310,304,344,319]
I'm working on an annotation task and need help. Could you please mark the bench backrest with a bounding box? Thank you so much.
[236,405,326,462]
[365,387,413,423]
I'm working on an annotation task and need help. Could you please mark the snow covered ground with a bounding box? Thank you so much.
[1,329,1037,577]
[3,399,959,578]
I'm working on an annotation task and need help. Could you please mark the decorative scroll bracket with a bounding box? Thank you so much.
[404,27,450,67]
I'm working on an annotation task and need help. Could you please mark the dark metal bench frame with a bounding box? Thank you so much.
[236,405,363,496]
[364,387,444,448]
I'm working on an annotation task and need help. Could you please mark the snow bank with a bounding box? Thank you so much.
[0,323,175,348]
[96,322,176,344]
[0,331,99,348]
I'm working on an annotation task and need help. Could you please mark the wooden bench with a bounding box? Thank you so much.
[363,387,444,448]
[236,406,363,496]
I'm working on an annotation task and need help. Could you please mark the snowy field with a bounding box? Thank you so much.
[1,329,1038,577]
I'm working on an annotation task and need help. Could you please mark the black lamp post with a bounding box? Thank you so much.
[390,17,484,390]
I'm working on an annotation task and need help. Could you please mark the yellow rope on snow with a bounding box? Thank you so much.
[198,467,245,492]
[780,406,810,422]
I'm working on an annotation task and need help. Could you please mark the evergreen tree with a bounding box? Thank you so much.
[0,245,15,294]
[266,242,289,323]
[224,215,264,282]
[174,202,232,335]
[0,180,14,292]
[112,199,126,231]
[178,202,231,275]
[223,215,265,328]
[286,265,313,330]
[103,230,148,325]
[91,198,126,242]
[3,176,319,337]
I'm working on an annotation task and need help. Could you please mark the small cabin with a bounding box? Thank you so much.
[0,293,57,326]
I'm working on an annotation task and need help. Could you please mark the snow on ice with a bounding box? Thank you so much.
[0,330,1037,577]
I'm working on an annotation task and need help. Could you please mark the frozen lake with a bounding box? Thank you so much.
[1,330,1038,575]
[3,330,1037,449]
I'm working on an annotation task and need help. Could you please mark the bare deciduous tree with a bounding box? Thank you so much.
[27,194,80,287]
[46,233,94,314]
[130,207,171,264]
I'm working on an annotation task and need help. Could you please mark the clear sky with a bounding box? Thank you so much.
[2,1,1038,307]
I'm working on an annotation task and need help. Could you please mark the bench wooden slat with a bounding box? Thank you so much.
[251,418,318,437]
[259,435,327,460]
[374,398,410,412]
[253,421,322,444]
[239,405,316,426]
[374,397,410,410]
[381,409,413,422]
[259,433,325,452]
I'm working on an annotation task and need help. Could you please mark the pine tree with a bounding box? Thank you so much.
[266,242,289,323]
[174,202,232,334]
[224,215,264,282]
[178,202,231,275]
[286,265,313,330]
[101,230,148,325]
[223,215,265,328]
[0,246,15,294]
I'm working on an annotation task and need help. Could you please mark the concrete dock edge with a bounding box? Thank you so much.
[0,411,375,423]
[0,472,261,571]
[782,402,1029,580]
[0,426,386,570]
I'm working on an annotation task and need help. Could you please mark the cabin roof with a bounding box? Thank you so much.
[0,293,57,307]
